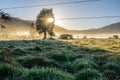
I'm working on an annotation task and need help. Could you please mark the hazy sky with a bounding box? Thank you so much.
[0,0,120,30]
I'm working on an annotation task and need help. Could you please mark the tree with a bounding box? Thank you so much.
[31,23,34,28]
[36,8,55,39]
[0,10,11,22]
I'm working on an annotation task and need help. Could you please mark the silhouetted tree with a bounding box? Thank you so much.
[36,8,55,39]
[0,10,11,22]
[31,23,34,28]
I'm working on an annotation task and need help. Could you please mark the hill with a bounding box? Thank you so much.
[0,17,120,38]
[0,17,70,37]
[96,22,120,33]
[72,22,120,34]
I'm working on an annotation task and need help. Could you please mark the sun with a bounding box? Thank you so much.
[47,18,54,23]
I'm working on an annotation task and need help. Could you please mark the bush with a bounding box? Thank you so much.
[48,37,55,40]
[59,34,73,39]
[22,67,75,80]
[113,35,119,39]
[75,69,103,80]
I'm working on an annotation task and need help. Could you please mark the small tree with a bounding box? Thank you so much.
[36,8,55,39]
[0,10,11,22]
[113,35,119,39]
[31,23,34,28]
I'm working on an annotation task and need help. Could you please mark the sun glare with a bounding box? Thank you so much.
[47,18,54,23]
[55,20,63,26]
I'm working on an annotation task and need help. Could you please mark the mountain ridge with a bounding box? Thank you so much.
[70,22,120,34]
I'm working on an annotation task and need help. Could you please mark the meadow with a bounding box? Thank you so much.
[0,38,120,80]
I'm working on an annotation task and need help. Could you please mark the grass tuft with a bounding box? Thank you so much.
[75,68,103,80]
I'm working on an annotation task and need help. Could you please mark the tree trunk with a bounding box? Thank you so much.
[43,31,47,39]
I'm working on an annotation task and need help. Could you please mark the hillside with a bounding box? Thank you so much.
[0,17,120,38]
[96,22,120,33]
[54,25,71,34]
[0,17,71,37]
[72,22,120,34]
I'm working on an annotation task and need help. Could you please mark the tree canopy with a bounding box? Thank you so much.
[36,8,55,39]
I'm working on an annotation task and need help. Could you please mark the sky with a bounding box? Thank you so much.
[0,0,120,30]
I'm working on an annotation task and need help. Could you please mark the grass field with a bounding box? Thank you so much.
[0,38,120,80]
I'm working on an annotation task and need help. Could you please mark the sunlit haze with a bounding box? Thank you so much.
[0,0,120,30]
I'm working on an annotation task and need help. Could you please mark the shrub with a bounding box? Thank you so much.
[113,35,119,39]
[59,34,73,39]
[48,37,55,40]
[75,69,103,80]
[22,67,75,80]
